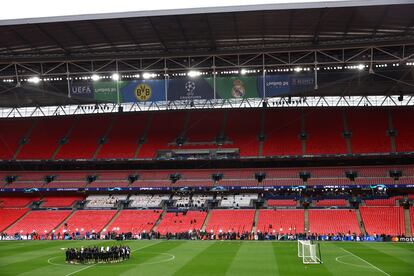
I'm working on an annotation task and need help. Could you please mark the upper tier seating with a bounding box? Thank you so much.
[129,194,170,208]
[0,197,39,208]
[308,210,360,234]
[85,195,127,208]
[359,206,405,235]
[0,119,33,160]
[0,209,28,231]
[262,110,302,156]
[104,210,162,234]
[55,115,112,159]
[156,211,207,235]
[205,209,255,233]
[256,209,304,233]
[267,199,297,207]
[7,210,71,234]
[314,199,348,207]
[305,109,347,155]
[56,210,117,234]
[393,109,414,152]
[97,113,149,159]
[17,117,74,160]
[218,194,258,208]
[41,196,84,207]
[347,110,390,154]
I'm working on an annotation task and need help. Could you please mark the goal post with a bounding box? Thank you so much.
[297,240,322,264]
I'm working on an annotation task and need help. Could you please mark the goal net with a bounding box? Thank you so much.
[297,240,322,264]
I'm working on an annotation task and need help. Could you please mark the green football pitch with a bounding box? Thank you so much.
[0,240,413,276]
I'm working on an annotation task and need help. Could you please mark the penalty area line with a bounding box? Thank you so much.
[340,248,390,276]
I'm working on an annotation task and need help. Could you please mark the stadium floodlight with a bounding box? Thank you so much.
[298,240,322,264]
[28,76,41,84]
[142,72,154,79]
[294,67,303,72]
[357,64,365,70]
[91,74,100,81]
[112,73,120,81]
[187,70,201,78]
[240,69,247,75]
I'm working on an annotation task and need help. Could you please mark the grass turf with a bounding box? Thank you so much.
[0,240,413,276]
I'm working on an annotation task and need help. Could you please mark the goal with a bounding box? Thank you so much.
[297,240,322,264]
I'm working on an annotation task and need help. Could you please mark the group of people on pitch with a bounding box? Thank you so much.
[65,245,131,264]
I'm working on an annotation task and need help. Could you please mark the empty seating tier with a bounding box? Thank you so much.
[6,210,71,234]
[41,196,84,208]
[205,209,255,234]
[314,199,348,207]
[156,211,207,235]
[0,197,39,208]
[0,209,28,231]
[256,209,304,234]
[267,199,297,207]
[104,210,162,234]
[55,210,117,234]
[308,210,360,235]
[359,206,405,236]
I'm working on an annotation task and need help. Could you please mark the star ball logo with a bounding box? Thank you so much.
[135,83,152,101]
[185,81,196,96]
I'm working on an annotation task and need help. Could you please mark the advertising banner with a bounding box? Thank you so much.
[259,74,315,97]
[121,79,166,103]
[215,76,260,99]
[167,77,214,101]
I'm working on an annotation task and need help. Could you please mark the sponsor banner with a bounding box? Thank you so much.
[93,81,119,102]
[167,77,214,101]
[259,74,315,97]
[215,76,260,99]
[69,80,95,99]
[121,79,166,103]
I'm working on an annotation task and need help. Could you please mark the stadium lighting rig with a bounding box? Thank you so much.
[111,73,120,81]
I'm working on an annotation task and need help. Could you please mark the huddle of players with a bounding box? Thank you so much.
[65,245,131,264]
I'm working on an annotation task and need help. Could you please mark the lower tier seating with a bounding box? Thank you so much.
[267,199,297,207]
[55,210,117,234]
[363,197,401,206]
[6,210,71,234]
[0,197,39,208]
[205,209,255,234]
[41,196,84,207]
[359,206,405,236]
[410,207,414,236]
[0,209,28,231]
[313,199,348,207]
[256,209,304,234]
[156,211,207,235]
[104,210,162,234]
[308,210,360,234]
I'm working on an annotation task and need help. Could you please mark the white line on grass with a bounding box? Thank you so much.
[63,242,159,276]
[340,248,390,276]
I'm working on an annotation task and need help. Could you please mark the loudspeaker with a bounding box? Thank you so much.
[299,172,311,181]
[345,171,358,181]
[127,174,139,184]
[255,172,266,183]
[211,173,223,182]
[86,175,97,183]
[170,173,181,184]
[389,170,402,180]
[44,175,55,184]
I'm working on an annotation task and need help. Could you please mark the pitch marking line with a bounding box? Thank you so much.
[340,248,390,276]
[62,242,160,276]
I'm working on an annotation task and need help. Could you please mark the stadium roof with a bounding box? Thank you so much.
[1,0,414,61]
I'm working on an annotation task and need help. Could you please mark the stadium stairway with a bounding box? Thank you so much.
[355,209,367,235]
[12,121,37,160]
[134,113,153,158]
[201,210,212,232]
[51,123,76,160]
[304,209,309,233]
[151,209,167,232]
[404,208,412,237]
[100,209,122,233]
[252,209,260,233]
[53,210,76,232]
[93,117,117,159]
[388,111,397,153]
[2,210,32,232]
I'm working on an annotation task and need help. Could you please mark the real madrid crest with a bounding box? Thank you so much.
[231,79,245,98]
[135,83,152,101]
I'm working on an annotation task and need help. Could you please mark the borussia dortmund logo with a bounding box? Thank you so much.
[135,83,152,101]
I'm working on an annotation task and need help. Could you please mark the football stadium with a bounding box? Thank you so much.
[1,0,414,275]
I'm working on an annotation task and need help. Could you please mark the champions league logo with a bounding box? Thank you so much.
[185,81,196,96]
[231,79,245,98]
